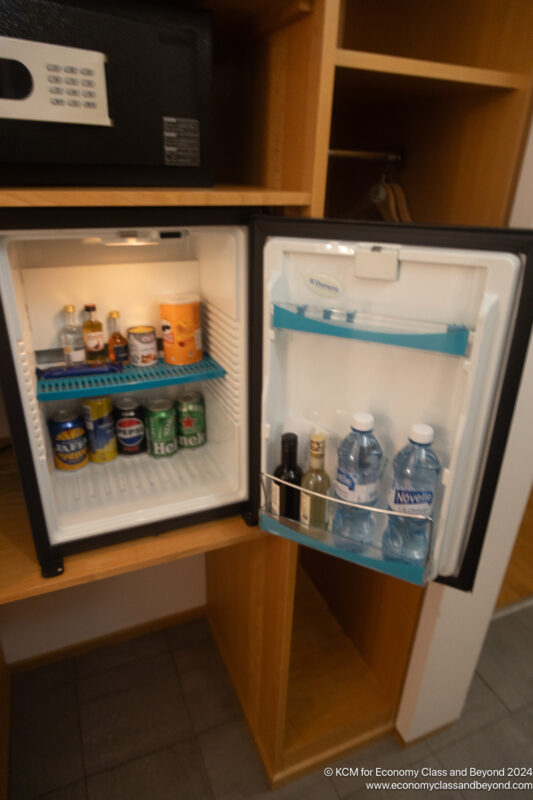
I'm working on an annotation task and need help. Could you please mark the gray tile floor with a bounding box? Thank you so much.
[9,605,533,800]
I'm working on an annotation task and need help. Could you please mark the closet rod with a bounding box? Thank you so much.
[328,148,402,163]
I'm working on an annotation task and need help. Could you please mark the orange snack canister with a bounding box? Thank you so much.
[160,295,203,365]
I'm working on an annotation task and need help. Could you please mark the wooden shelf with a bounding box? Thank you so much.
[335,49,527,95]
[279,568,393,781]
[0,186,311,209]
[0,446,263,606]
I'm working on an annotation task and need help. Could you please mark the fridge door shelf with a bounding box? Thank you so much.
[36,355,226,401]
[271,302,470,356]
[260,472,434,586]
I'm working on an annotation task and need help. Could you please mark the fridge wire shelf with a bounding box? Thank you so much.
[260,472,434,586]
[36,355,226,401]
[271,302,470,356]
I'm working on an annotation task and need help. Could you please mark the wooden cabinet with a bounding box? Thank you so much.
[316,0,533,224]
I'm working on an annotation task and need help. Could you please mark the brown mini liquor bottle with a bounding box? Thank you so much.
[83,304,106,365]
[108,310,128,364]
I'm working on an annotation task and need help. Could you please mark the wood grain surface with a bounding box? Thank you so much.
[0,187,310,209]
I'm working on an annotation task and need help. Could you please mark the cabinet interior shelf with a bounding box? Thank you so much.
[281,567,393,775]
[334,49,527,95]
[272,302,469,356]
[36,356,225,401]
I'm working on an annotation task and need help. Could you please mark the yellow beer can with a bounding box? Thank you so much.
[81,396,117,463]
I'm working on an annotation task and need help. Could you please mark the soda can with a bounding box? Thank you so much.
[81,396,117,463]
[176,391,206,448]
[146,399,178,457]
[114,397,146,455]
[127,326,158,368]
[48,410,88,471]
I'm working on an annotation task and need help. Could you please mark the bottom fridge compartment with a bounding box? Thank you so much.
[41,382,245,545]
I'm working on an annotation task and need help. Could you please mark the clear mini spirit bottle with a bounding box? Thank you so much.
[272,433,302,521]
[83,304,106,365]
[300,433,331,528]
[108,310,128,364]
[60,305,85,365]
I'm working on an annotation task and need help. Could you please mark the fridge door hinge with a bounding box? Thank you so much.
[242,509,259,527]
[355,246,399,280]
[40,556,64,578]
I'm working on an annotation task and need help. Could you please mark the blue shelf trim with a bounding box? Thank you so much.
[272,304,469,356]
[260,512,426,586]
[37,356,225,401]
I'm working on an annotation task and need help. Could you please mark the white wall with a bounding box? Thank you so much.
[0,555,206,664]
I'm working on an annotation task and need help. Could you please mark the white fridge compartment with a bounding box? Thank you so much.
[261,236,521,583]
[260,472,434,585]
[0,225,249,546]
[40,381,244,544]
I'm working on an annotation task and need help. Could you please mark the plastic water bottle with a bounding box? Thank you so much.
[332,412,383,548]
[382,424,441,564]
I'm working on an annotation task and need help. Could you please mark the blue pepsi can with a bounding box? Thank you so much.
[114,397,146,455]
[48,410,88,471]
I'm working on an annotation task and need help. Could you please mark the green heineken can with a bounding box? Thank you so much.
[145,399,178,457]
[176,391,206,448]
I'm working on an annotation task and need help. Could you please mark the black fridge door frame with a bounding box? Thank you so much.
[0,206,257,577]
[250,216,533,593]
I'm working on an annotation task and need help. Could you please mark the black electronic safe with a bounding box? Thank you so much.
[0,0,213,186]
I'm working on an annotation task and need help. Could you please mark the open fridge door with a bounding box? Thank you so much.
[252,218,533,590]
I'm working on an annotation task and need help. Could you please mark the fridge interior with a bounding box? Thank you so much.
[260,235,521,584]
[0,225,248,546]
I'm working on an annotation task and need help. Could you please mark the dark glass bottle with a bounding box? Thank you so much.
[272,433,303,521]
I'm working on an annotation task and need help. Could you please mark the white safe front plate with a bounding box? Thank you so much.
[0,35,111,126]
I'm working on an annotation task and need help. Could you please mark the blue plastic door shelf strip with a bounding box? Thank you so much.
[272,304,469,356]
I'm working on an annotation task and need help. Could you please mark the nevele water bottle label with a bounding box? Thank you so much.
[388,488,434,516]
[335,469,378,504]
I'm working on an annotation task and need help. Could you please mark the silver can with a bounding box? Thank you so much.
[127,326,158,367]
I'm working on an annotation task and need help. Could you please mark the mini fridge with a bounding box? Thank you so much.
[0,209,531,587]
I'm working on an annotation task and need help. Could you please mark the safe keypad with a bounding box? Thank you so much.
[47,64,97,108]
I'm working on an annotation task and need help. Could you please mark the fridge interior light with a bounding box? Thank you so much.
[82,231,161,246]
